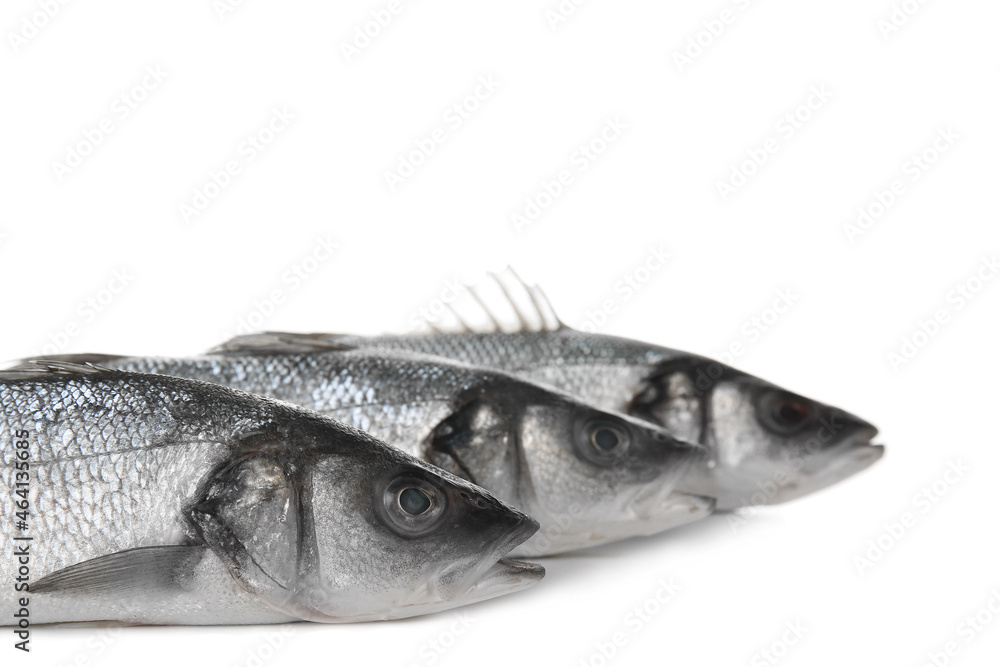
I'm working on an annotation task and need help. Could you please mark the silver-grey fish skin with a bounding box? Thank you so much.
[40,349,712,556]
[300,329,884,510]
[1,364,541,625]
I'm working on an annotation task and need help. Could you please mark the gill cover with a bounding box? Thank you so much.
[190,446,326,621]
[424,397,535,511]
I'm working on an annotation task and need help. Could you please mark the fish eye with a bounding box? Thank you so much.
[379,476,446,537]
[578,418,631,466]
[398,487,431,515]
[590,425,624,452]
[758,391,816,435]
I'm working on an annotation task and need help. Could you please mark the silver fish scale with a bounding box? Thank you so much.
[106,352,479,457]
[0,371,287,575]
[334,331,676,414]
[339,331,647,370]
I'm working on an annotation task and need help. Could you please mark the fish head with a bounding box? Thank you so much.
[425,378,713,556]
[194,423,542,623]
[629,357,883,509]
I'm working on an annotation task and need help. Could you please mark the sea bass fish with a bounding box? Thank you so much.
[0,362,542,625]
[23,348,714,556]
[244,274,884,511]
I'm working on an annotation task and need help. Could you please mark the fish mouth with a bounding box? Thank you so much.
[462,558,545,601]
[434,510,541,597]
[510,491,715,556]
[762,426,885,505]
[341,557,545,622]
[833,421,884,467]
[427,556,544,611]
[833,428,885,473]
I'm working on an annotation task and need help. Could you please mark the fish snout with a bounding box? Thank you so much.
[457,486,540,557]
[825,406,880,447]
[491,504,541,558]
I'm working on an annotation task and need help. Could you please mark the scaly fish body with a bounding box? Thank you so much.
[1,363,541,625]
[276,325,884,510]
[29,347,713,556]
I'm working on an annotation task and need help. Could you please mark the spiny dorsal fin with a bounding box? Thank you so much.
[418,267,568,335]
[208,332,357,356]
[0,359,114,381]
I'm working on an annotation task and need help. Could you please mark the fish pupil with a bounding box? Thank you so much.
[593,428,620,451]
[399,488,431,515]
[776,402,808,424]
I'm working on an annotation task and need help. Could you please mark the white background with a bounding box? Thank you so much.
[2,1,999,666]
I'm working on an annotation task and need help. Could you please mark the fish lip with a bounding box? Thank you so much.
[476,558,545,587]
[845,424,884,459]
[796,428,884,489]
[848,439,885,466]
[465,558,545,599]
[640,490,715,529]
[439,557,545,604]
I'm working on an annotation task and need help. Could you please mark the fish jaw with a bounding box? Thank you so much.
[681,427,885,510]
[762,437,885,506]
[423,558,545,614]
[509,491,716,557]
[314,559,545,623]
[308,505,543,623]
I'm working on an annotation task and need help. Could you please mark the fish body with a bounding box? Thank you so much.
[29,347,713,556]
[1,363,541,625]
[262,324,883,510]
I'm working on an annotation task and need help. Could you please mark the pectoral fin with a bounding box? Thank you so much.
[32,545,206,595]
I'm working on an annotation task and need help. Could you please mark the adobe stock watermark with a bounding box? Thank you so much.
[7,0,72,53]
[383,75,500,192]
[544,0,590,31]
[25,268,135,357]
[671,0,756,73]
[340,0,417,62]
[404,612,474,667]
[577,578,681,667]
[853,459,969,574]
[213,0,251,20]
[843,126,958,244]
[511,116,627,233]
[405,279,466,332]
[751,620,808,667]
[41,625,126,667]
[178,106,295,223]
[232,625,295,667]
[51,65,168,183]
[715,85,832,202]
[877,0,932,40]
[713,288,798,366]
[575,246,671,333]
[230,235,339,335]
[918,588,1000,667]
[886,254,997,372]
